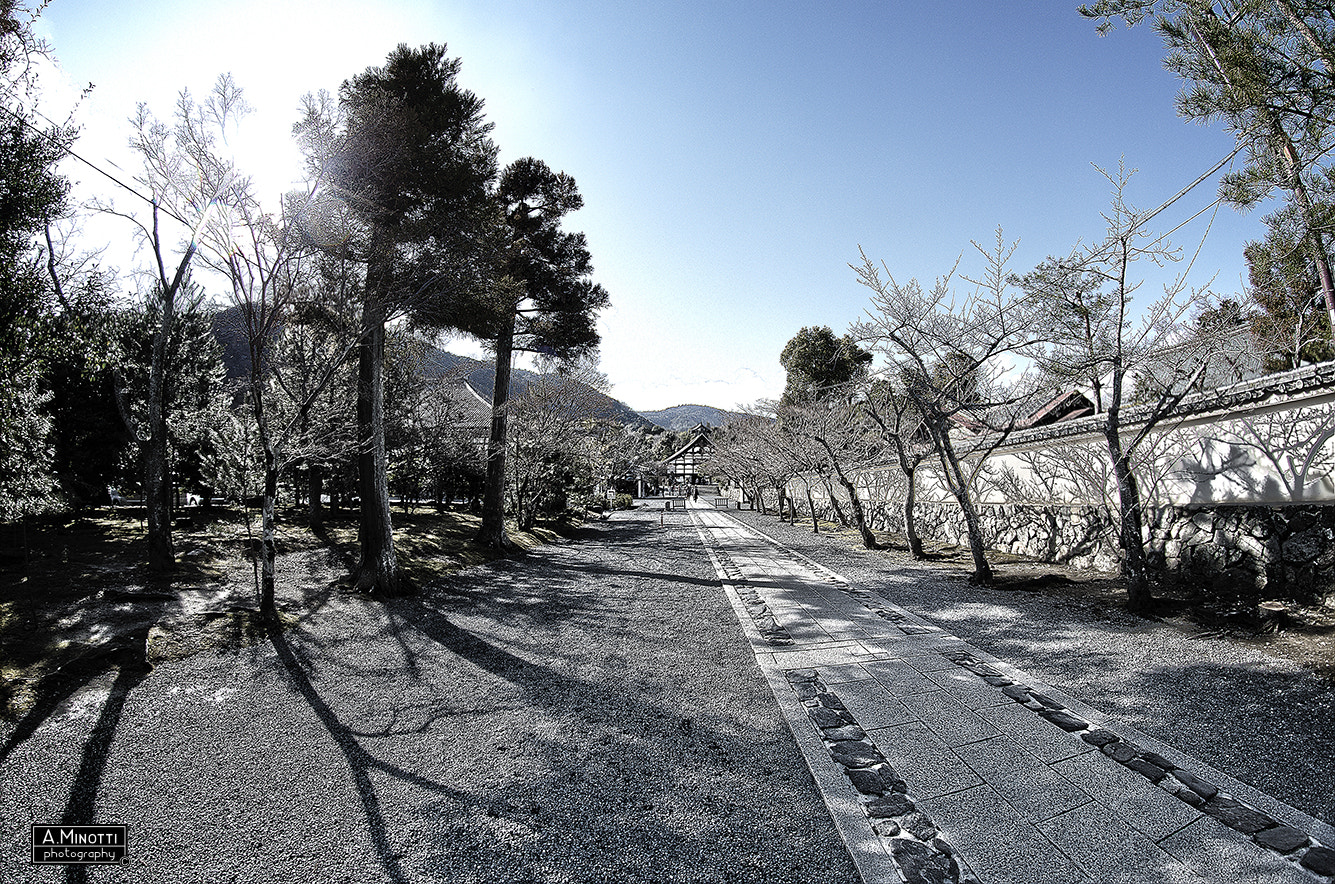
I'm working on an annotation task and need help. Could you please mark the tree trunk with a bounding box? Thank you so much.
[260,449,278,619]
[1104,421,1153,612]
[478,310,516,548]
[936,431,992,584]
[144,289,175,572]
[902,465,925,559]
[823,477,852,528]
[816,436,878,549]
[354,292,401,595]
[307,465,324,532]
[836,470,878,550]
[805,484,819,533]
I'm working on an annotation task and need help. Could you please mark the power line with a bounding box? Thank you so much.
[0,98,191,227]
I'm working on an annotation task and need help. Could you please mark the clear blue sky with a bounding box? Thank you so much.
[37,0,1254,412]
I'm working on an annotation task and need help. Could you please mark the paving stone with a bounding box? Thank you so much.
[786,668,819,682]
[1028,691,1064,709]
[1039,802,1195,884]
[867,793,915,818]
[1173,770,1218,801]
[975,701,1093,764]
[1202,796,1277,835]
[815,663,873,685]
[862,660,941,697]
[866,721,986,799]
[982,675,1013,686]
[1053,751,1202,841]
[1162,815,1317,884]
[873,820,901,837]
[810,706,853,729]
[889,838,956,884]
[925,669,1014,710]
[836,678,918,730]
[815,693,846,710]
[1081,728,1120,747]
[822,724,866,742]
[847,767,886,795]
[1103,741,1140,763]
[829,739,884,768]
[954,736,1092,823]
[901,654,961,674]
[1254,825,1309,854]
[1038,708,1088,732]
[1176,788,1207,808]
[1301,845,1335,876]
[898,811,939,841]
[1140,751,1177,772]
[900,691,1000,747]
[919,784,1085,884]
[1001,685,1032,701]
[1124,758,1169,783]
[793,681,822,701]
[869,762,910,794]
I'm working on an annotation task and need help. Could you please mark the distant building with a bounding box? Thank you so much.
[662,424,714,485]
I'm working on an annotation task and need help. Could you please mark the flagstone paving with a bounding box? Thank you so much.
[689,503,1335,884]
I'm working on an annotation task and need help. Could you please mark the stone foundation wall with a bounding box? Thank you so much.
[798,487,1335,602]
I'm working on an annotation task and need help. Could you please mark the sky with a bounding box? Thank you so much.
[32,0,1259,413]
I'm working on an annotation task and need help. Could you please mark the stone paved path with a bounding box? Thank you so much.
[689,504,1335,884]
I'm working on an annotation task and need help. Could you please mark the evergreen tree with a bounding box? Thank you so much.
[1082,0,1335,347]
[321,44,499,593]
[0,0,73,519]
[778,326,871,407]
[475,158,608,548]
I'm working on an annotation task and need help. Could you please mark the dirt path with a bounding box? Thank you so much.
[1,509,859,883]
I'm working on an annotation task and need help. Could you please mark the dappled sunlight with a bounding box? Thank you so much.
[921,601,1027,624]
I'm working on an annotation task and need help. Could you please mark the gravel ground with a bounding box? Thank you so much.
[724,507,1335,827]
[0,509,860,883]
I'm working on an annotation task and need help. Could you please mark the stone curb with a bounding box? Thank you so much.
[697,511,1335,884]
[935,647,1335,881]
[786,667,973,884]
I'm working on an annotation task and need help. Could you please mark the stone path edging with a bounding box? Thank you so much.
[786,666,966,884]
[693,507,1335,884]
[933,647,1335,878]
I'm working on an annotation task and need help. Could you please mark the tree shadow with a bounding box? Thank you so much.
[266,621,474,884]
[55,644,152,884]
[256,509,859,883]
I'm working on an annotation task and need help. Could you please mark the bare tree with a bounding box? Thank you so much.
[105,78,246,570]
[1015,166,1225,610]
[145,77,360,616]
[860,377,931,558]
[782,393,882,545]
[853,232,1043,585]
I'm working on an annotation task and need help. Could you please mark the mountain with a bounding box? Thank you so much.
[210,312,652,429]
[433,355,654,429]
[638,404,744,431]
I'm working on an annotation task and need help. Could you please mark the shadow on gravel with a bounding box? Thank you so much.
[0,622,156,884]
[0,611,164,768]
[253,514,857,883]
[551,560,723,588]
[268,623,472,884]
[56,651,152,884]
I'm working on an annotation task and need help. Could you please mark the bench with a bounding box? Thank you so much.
[660,498,694,525]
